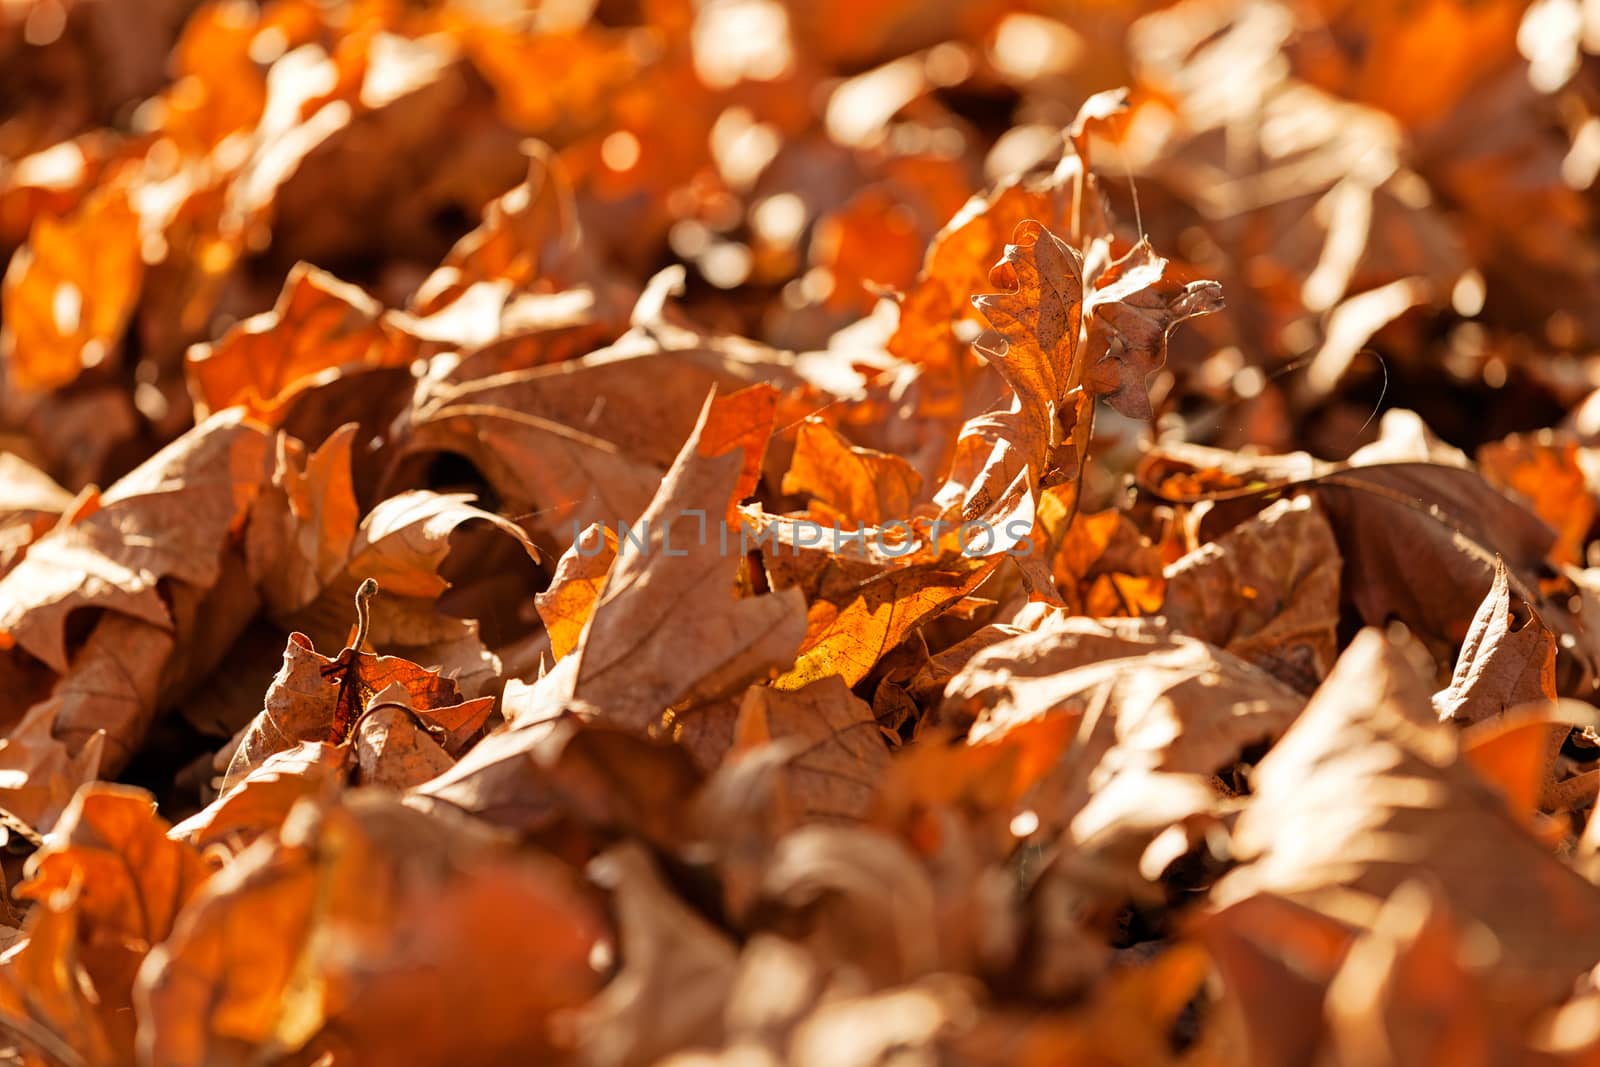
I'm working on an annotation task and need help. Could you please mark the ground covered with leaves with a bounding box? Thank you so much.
[4,0,1600,1064]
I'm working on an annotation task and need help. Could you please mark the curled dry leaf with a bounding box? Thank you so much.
[185,264,417,426]
[1080,239,1225,421]
[221,625,491,793]
[1434,557,1558,725]
[782,417,923,528]
[171,742,348,849]
[535,522,618,662]
[353,690,459,791]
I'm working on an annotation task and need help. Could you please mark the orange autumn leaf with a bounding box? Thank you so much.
[185,264,417,424]
[2,4,1600,1066]
[1,179,143,393]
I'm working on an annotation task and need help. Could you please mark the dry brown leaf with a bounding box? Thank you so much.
[35,612,174,773]
[0,698,105,834]
[1080,239,1225,421]
[415,709,703,851]
[941,616,1304,799]
[1217,629,1600,1003]
[1434,557,1558,725]
[1049,506,1167,618]
[535,522,619,662]
[222,626,489,793]
[1164,494,1342,692]
[0,411,272,672]
[769,535,998,692]
[171,742,348,849]
[186,264,417,425]
[1196,893,1354,1067]
[534,387,807,748]
[782,417,923,528]
[353,700,456,790]
[730,676,891,824]
[574,843,739,1067]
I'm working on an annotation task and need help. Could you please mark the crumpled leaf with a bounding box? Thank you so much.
[782,417,923,528]
[171,742,348,849]
[19,783,208,948]
[533,387,807,747]
[1081,239,1225,421]
[221,627,491,792]
[941,615,1304,802]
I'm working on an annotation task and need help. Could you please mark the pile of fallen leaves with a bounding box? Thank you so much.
[6,0,1600,1064]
